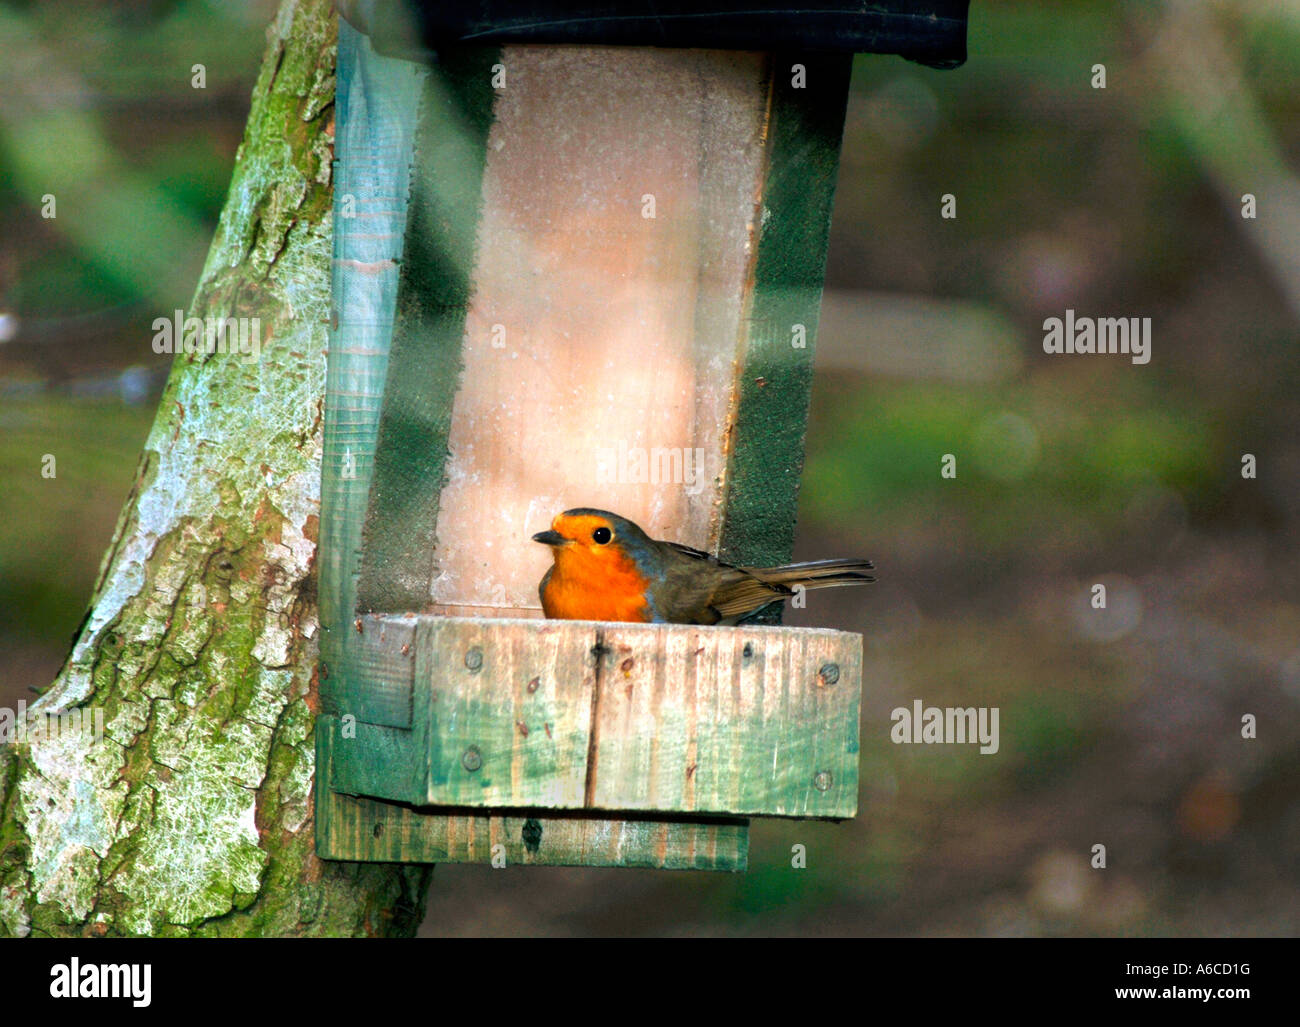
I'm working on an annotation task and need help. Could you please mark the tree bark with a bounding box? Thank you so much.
[0,0,431,937]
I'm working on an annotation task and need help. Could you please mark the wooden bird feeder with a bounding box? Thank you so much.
[317,0,969,870]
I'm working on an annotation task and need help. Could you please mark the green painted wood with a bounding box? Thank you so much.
[329,716,426,805]
[589,621,861,817]
[318,715,749,870]
[336,613,415,729]
[718,55,854,604]
[319,21,427,724]
[337,616,859,816]
[421,618,597,808]
[330,615,859,817]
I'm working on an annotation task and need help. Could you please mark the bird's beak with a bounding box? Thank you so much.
[532,530,569,546]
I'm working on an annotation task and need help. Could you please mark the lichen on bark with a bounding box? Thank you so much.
[0,0,431,937]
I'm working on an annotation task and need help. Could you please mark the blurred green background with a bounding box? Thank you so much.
[2,0,1298,935]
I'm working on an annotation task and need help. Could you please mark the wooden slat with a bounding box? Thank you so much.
[317,715,748,870]
[319,20,426,719]
[410,616,861,817]
[589,622,860,817]
[341,613,416,728]
[420,618,598,808]
[329,717,426,806]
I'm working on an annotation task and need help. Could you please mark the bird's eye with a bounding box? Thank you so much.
[592,527,612,545]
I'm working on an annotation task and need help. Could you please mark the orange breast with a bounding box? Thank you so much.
[541,548,653,623]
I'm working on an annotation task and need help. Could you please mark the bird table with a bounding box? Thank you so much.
[316,0,969,870]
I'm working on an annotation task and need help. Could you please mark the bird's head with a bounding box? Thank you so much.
[532,508,655,569]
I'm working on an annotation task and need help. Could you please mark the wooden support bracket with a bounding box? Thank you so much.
[316,718,750,869]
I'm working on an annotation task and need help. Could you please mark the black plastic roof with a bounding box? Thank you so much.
[336,1,970,69]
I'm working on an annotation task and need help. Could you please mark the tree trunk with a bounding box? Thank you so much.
[0,0,431,937]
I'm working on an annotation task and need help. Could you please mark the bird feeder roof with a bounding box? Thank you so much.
[336,0,970,68]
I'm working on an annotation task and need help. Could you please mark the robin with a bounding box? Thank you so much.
[533,508,874,624]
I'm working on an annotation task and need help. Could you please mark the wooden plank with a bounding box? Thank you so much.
[420,618,598,808]
[339,613,415,729]
[329,716,426,806]
[413,616,861,817]
[317,715,748,870]
[590,622,860,817]
[319,21,427,717]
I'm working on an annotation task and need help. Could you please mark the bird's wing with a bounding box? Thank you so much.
[656,542,791,622]
[653,543,874,623]
[708,576,795,619]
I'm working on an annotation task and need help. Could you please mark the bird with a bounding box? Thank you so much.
[532,507,874,625]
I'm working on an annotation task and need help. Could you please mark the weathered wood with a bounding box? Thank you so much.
[330,715,426,804]
[334,613,416,729]
[422,617,597,808]
[590,621,861,817]
[319,21,427,724]
[318,715,749,870]
[330,616,861,817]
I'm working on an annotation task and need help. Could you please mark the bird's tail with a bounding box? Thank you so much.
[709,557,874,621]
[752,558,876,589]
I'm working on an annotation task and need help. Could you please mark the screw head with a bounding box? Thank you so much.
[461,746,483,772]
[464,647,484,672]
[818,662,840,687]
[521,818,543,854]
[813,770,833,792]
